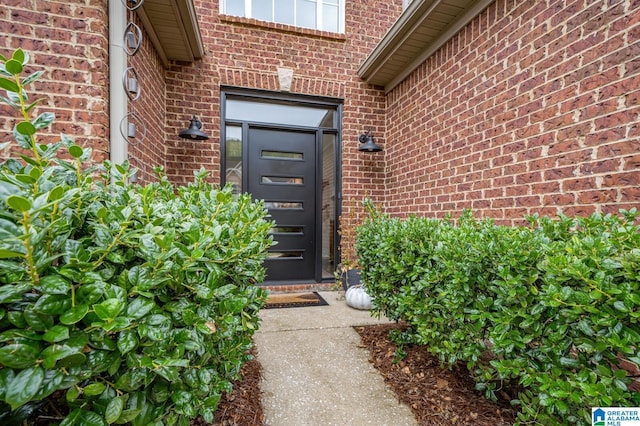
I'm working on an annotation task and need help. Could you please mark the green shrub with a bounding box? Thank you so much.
[0,49,273,425]
[357,205,640,425]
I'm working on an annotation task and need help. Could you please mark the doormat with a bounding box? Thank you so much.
[264,292,329,309]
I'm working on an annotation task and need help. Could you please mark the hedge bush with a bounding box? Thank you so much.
[0,49,274,425]
[357,205,640,425]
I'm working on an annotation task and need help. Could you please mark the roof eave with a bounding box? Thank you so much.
[358,0,495,93]
[137,0,206,68]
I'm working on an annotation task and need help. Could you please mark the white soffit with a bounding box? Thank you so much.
[137,0,205,67]
[358,0,495,93]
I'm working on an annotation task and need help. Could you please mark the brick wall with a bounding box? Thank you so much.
[385,0,640,224]
[127,13,167,184]
[163,0,401,201]
[0,0,110,162]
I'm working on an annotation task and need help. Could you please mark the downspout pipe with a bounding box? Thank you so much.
[109,0,127,165]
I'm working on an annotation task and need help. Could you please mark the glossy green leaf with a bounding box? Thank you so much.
[117,329,138,355]
[114,369,145,392]
[83,382,106,396]
[11,48,25,64]
[39,275,72,294]
[5,59,23,75]
[68,145,83,158]
[6,194,32,212]
[60,304,89,325]
[66,387,80,404]
[22,70,44,86]
[5,366,43,410]
[42,325,70,343]
[0,283,30,303]
[32,111,54,129]
[93,299,124,321]
[0,77,19,92]
[16,121,36,136]
[113,408,140,424]
[105,396,124,424]
[77,410,107,426]
[0,343,40,368]
[34,294,71,315]
[125,297,155,319]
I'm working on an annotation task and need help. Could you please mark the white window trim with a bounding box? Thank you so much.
[220,0,345,33]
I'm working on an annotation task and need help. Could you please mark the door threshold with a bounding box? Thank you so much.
[262,282,336,294]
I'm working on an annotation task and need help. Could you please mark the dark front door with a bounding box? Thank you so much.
[247,127,317,282]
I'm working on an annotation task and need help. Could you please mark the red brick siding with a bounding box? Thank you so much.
[128,13,167,184]
[385,0,640,224]
[0,0,110,162]
[163,0,401,199]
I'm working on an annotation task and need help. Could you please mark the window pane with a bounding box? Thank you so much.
[322,3,338,32]
[321,133,335,279]
[224,0,245,16]
[225,125,242,194]
[252,0,272,21]
[296,0,316,30]
[226,99,336,128]
[275,0,295,25]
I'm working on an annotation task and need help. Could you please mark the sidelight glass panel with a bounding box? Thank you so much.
[321,133,336,279]
[225,125,243,194]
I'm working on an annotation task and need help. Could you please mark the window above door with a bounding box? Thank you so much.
[220,0,345,33]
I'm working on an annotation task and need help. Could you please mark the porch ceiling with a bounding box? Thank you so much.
[137,0,205,67]
[358,0,494,93]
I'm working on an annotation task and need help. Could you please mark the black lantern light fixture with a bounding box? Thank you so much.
[179,115,209,140]
[358,129,383,152]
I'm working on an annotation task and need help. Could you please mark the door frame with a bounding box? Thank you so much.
[220,87,343,284]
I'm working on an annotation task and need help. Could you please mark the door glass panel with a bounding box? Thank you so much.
[227,99,335,127]
[264,201,303,209]
[270,226,304,234]
[261,150,303,160]
[269,251,304,259]
[261,176,304,185]
[225,125,243,194]
[322,133,335,279]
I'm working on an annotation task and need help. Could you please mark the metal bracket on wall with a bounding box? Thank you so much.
[123,22,143,56]
[119,112,147,145]
[123,0,144,11]
[122,67,142,101]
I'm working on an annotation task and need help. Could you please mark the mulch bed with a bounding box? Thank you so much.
[355,323,517,426]
[210,323,517,426]
[192,346,265,426]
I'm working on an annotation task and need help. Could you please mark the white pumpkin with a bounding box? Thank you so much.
[345,285,372,310]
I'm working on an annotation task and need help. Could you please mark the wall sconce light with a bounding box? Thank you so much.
[179,115,209,140]
[358,129,383,152]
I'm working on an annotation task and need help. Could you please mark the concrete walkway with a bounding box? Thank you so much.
[254,291,417,426]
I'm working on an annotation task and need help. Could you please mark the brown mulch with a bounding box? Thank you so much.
[355,323,517,426]
[192,346,265,426]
